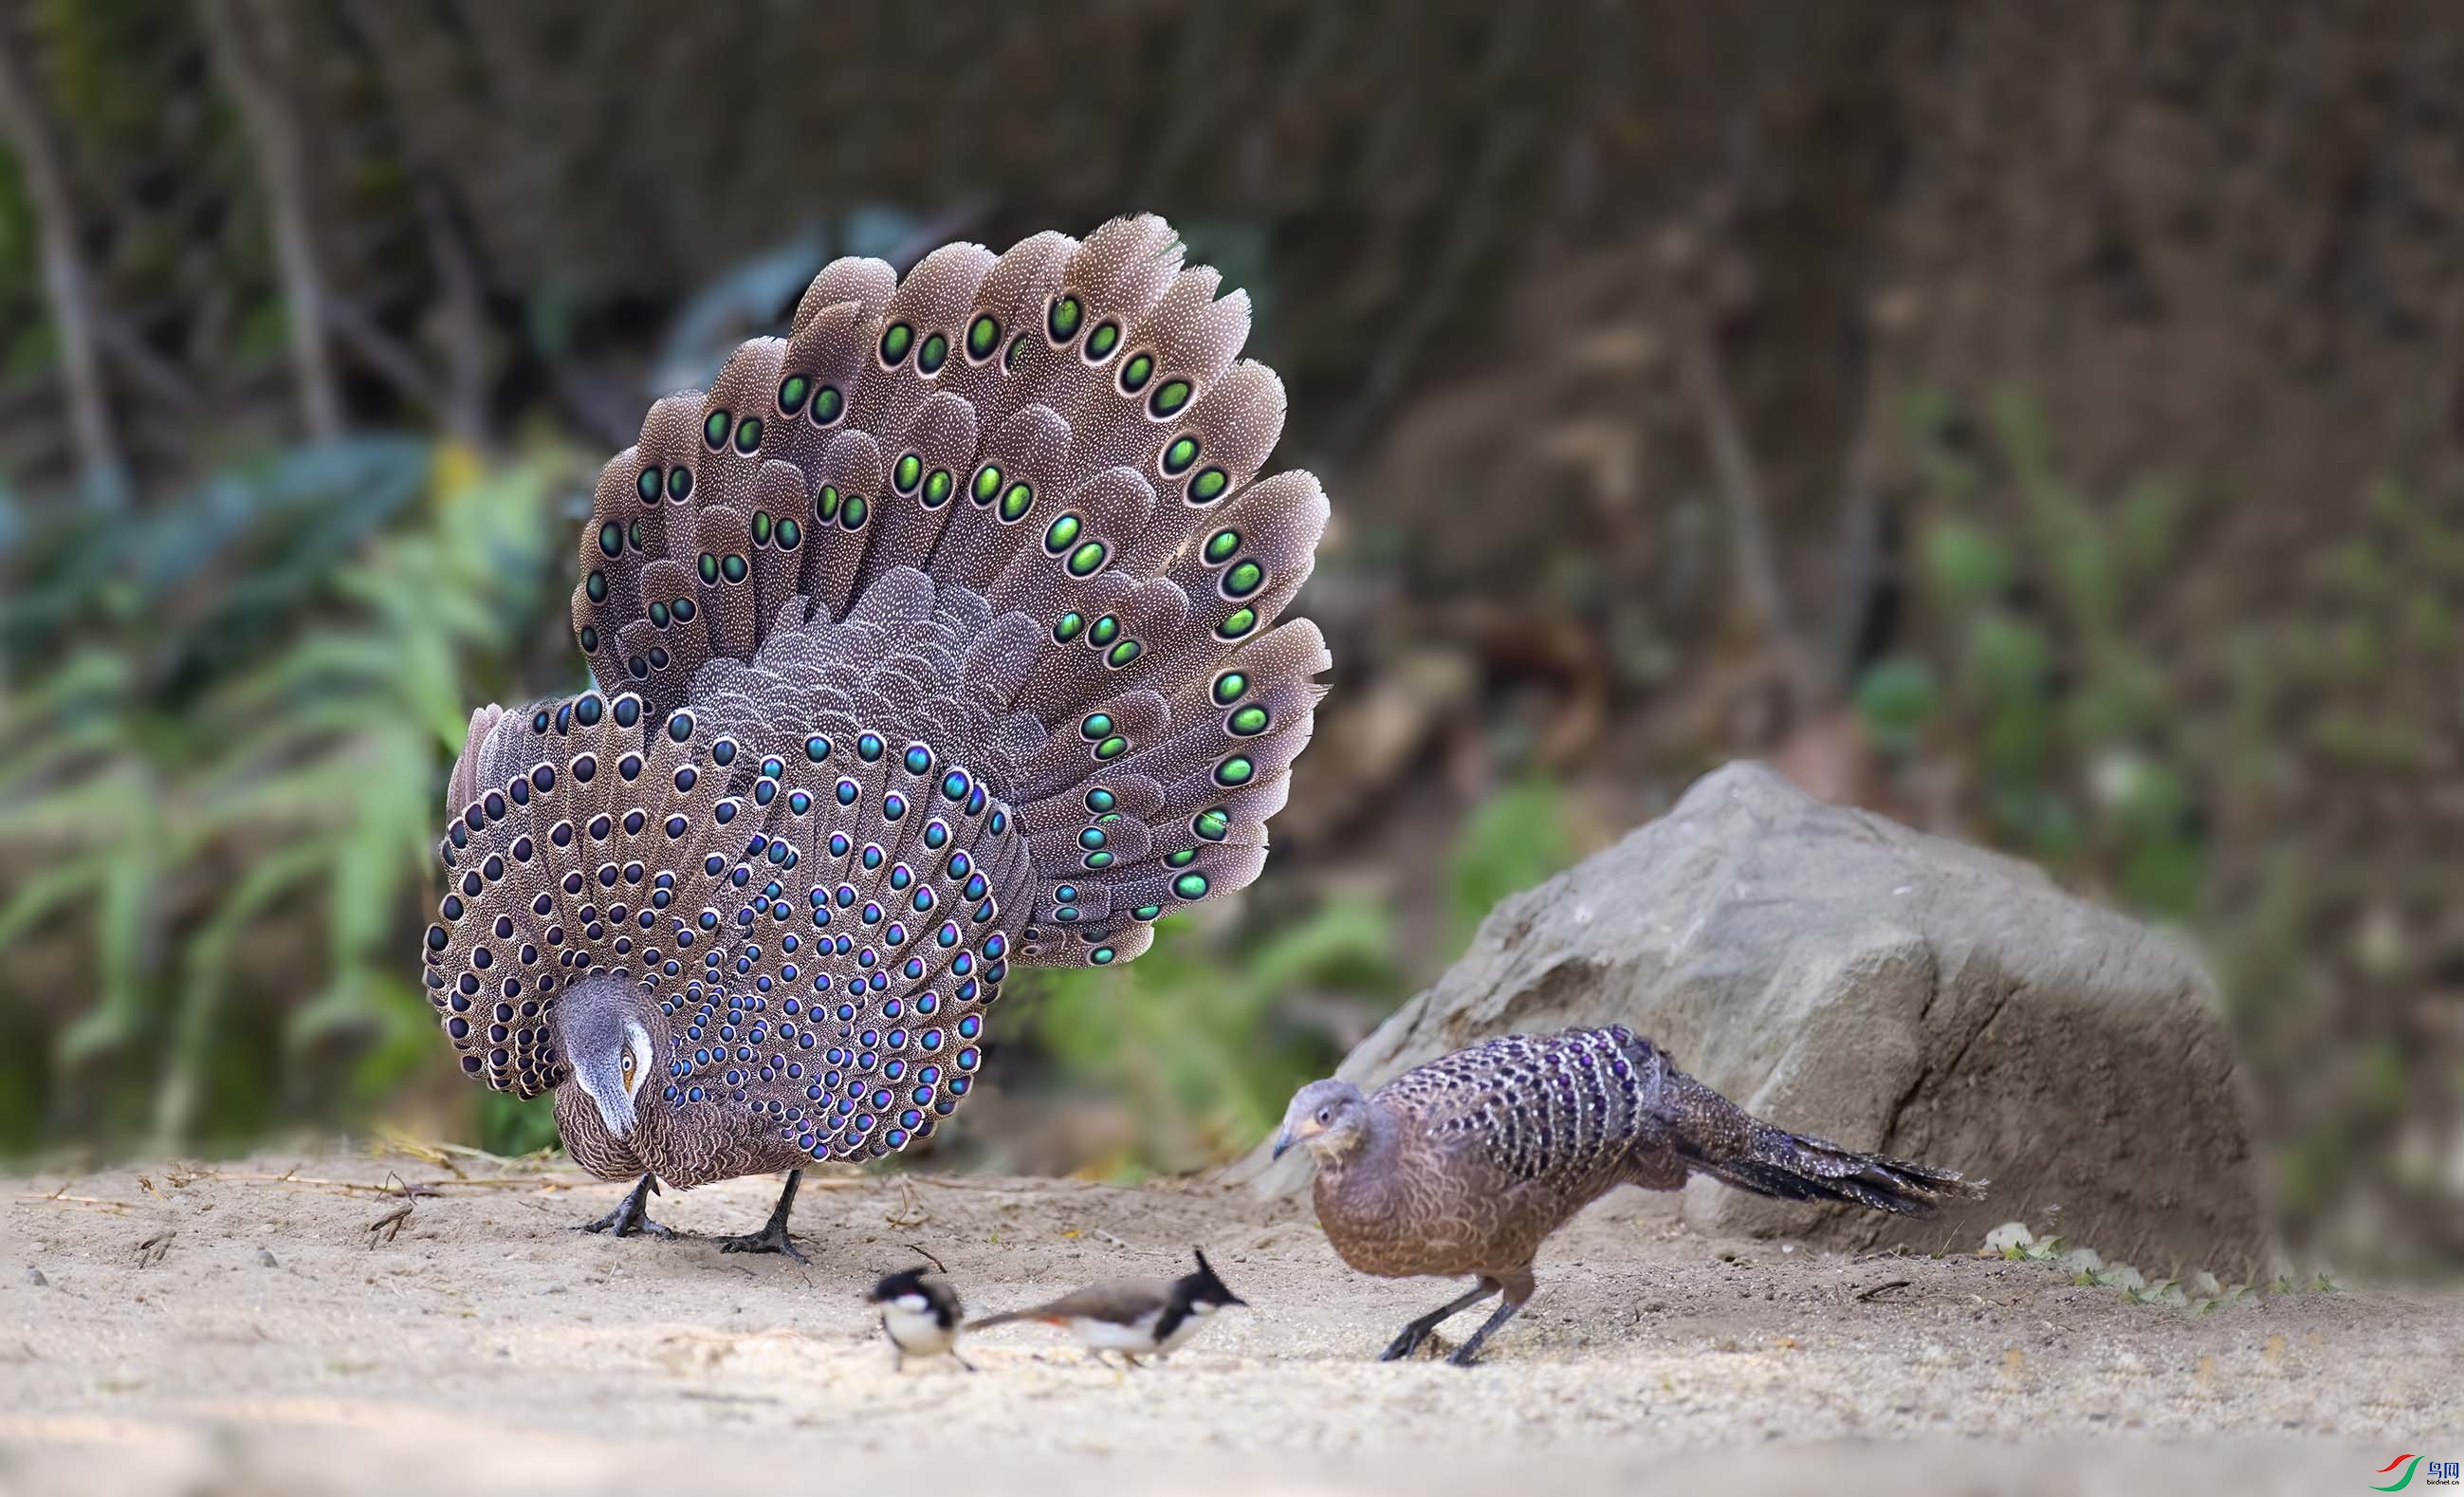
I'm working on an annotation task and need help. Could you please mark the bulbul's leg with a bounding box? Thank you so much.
[717,1170,809,1263]
[576,1174,674,1239]
[1378,1279,1499,1361]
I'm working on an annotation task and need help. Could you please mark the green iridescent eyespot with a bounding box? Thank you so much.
[972,465,1002,504]
[1132,904,1162,921]
[704,409,731,448]
[1119,352,1153,393]
[586,569,608,601]
[648,601,670,627]
[668,466,693,500]
[636,467,661,502]
[1088,615,1120,647]
[1223,561,1264,598]
[1079,827,1107,849]
[1218,606,1257,639]
[699,552,719,583]
[967,315,1000,360]
[1085,787,1115,812]
[1053,611,1084,642]
[817,485,841,520]
[1085,852,1114,870]
[894,453,923,493]
[1173,871,1210,899]
[1204,527,1240,564]
[1193,808,1231,841]
[1000,482,1034,522]
[1066,541,1107,577]
[598,522,622,557]
[840,494,869,528]
[1148,379,1192,418]
[1080,712,1112,740]
[1085,321,1120,360]
[809,385,843,424]
[1006,333,1031,369]
[1094,735,1127,761]
[1229,705,1270,736]
[778,375,810,414]
[750,510,773,545]
[1214,754,1255,786]
[1048,295,1082,342]
[1106,638,1141,668]
[1092,946,1116,964]
[1163,436,1199,475]
[722,553,748,583]
[629,519,647,551]
[733,416,763,453]
[777,517,800,548]
[579,625,598,651]
[1167,848,1196,867]
[1187,467,1229,504]
[922,469,953,507]
[881,322,914,364]
[1044,513,1081,553]
[1212,671,1247,704]
[917,333,947,375]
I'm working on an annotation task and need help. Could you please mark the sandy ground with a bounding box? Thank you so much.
[2,1147,2457,1496]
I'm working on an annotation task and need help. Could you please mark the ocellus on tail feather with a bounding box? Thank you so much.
[420,215,1330,1248]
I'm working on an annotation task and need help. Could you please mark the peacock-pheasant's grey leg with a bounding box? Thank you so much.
[1443,1272,1535,1368]
[717,1169,808,1263]
[577,1174,674,1240]
[1377,1279,1499,1361]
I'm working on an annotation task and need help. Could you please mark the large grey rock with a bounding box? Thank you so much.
[1240,762,2269,1271]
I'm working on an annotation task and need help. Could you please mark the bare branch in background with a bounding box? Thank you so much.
[0,37,129,507]
[1667,247,1825,729]
[326,298,446,416]
[419,178,493,451]
[198,0,343,441]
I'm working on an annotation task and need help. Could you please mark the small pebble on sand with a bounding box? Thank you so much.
[24,1267,47,1286]
[257,1249,279,1268]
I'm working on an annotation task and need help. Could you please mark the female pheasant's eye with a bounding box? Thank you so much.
[1316,1107,1331,1125]
[622,1052,635,1083]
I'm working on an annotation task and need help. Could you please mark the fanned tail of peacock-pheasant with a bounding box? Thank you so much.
[421,216,1330,1162]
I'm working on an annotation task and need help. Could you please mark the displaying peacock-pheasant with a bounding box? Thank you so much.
[1275,1026,1987,1365]
[423,215,1329,1255]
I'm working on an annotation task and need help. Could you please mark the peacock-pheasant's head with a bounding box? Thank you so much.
[1273,1078,1373,1165]
[553,972,660,1139]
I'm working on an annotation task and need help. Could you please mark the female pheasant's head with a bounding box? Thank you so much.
[553,973,660,1138]
[1274,1079,1372,1163]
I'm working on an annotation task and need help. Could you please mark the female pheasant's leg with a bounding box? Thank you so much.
[1377,1279,1499,1361]
[578,1174,674,1239]
[1443,1271,1535,1368]
[717,1169,808,1263]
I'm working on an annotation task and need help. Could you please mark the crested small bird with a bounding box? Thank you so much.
[1275,1026,1988,1367]
[418,214,1332,1255]
[867,1266,973,1372]
[966,1248,1247,1366]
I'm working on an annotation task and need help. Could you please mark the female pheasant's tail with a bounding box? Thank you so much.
[1652,1064,1989,1217]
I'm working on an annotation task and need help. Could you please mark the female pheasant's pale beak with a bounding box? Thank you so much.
[1272,1128,1297,1161]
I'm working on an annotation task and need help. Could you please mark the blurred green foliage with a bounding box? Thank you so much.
[0,440,577,1155]
[1856,388,2203,916]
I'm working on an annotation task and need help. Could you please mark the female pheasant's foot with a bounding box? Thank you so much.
[1443,1297,1526,1368]
[716,1170,808,1263]
[578,1174,674,1239]
[1377,1281,1499,1361]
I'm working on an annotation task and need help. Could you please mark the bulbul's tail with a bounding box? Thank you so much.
[963,1309,1039,1333]
[1653,1064,1988,1217]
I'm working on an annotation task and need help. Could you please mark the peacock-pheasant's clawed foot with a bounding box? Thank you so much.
[1377,1326,1430,1361]
[577,1174,674,1240]
[715,1170,808,1263]
[716,1219,809,1263]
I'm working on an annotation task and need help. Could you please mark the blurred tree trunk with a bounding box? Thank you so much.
[198,0,342,442]
[0,36,127,507]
